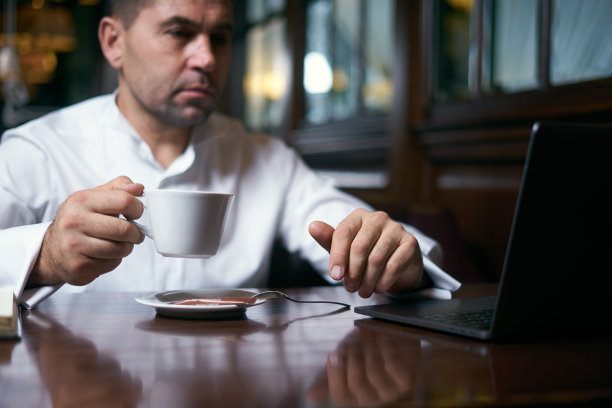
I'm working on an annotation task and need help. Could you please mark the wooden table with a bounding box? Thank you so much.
[1,285,611,407]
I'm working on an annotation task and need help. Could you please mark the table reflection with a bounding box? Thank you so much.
[306,319,496,407]
[307,326,421,406]
[24,311,143,408]
[137,303,350,408]
[137,317,297,407]
[10,300,496,408]
[2,288,611,408]
[10,299,357,408]
[346,319,612,407]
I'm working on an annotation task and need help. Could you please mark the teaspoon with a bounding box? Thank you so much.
[251,290,350,308]
[171,290,350,308]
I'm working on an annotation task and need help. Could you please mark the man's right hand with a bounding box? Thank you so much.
[28,176,145,288]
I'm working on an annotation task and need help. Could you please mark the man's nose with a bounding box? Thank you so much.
[187,35,215,72]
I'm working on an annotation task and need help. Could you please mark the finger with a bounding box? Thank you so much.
[308,221,334,253]
[361,333,397,402]
[60,190,144,243]
[357,228,399,298]
[375,234,422,294]
[82,236,137,260]
[96,191,144,220]
[346,344,379,406]
[365,337,405,402]
[55,225,135,263]
[50,213,136,270]
[376,335,418,392]
[309,221,346,281]
[326,352,354,405]
[329,209,364,289]
[344,211,385,293]
[82,212,144,245]
[94,176,145,218]
[95,175,144,196]
[71,189,144,220]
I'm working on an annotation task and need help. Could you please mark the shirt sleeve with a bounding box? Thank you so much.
[0,222,63,309]
[277,147,461,296]
[0,133,64,309]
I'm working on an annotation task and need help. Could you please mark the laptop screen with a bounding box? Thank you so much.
[492,122,612,338]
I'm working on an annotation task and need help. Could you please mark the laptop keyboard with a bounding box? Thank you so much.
[422,309,493,330]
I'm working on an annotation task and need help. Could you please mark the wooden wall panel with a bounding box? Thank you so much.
[434,166,523,281]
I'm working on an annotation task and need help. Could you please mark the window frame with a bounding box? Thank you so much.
[228,0,397,189]
[418,0,612,130]
[288,0,398,190]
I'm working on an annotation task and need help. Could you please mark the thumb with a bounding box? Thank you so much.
[96,175,144,196]
[308,221,335,253]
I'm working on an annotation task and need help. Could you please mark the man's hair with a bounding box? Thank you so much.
[109,0,154,28]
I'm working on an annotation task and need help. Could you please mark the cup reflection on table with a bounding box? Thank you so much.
[143,322,300,408]
[24,311,143,408]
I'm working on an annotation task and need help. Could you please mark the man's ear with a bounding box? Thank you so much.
[98,16,124,70]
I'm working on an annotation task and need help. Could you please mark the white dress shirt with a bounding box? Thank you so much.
[0,94,460,308]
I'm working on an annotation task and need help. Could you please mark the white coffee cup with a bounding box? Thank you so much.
[130,189,234,258]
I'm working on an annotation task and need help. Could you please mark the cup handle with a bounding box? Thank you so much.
[128,194,154,239]
[129,218,154,239]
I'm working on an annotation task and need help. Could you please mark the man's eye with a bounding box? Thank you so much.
[168,28,192,39]
[211,34,230,46]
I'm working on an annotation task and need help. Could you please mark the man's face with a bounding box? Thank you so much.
[118,0,233,127]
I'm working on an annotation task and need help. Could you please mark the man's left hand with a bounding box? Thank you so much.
[309,208,423,298]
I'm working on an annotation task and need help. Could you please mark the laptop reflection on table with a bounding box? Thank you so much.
[355,122,612,341]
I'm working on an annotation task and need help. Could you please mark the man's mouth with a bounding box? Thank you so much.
[180,85,215,99]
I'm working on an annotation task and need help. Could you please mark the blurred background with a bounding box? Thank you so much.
[2,0,611,283]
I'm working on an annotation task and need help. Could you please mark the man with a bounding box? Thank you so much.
[0,0,459,308]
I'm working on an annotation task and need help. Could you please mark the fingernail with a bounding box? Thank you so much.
[330,265,343,280]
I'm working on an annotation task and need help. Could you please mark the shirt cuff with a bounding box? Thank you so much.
[422,256,461,291]
[19,283,65,309]
[0,222,57,309]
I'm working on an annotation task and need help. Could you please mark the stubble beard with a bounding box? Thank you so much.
[136,93,216,128]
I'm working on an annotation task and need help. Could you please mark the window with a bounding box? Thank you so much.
[550,0,612,85]
[303,0,395,124]
[487,0,539,93]
[294,0,396,189]
[235,0,396,189]
[242,0,289,133]
[433,0,612,101]
[243,17,288,132]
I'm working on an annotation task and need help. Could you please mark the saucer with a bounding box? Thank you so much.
[135,289,266,320]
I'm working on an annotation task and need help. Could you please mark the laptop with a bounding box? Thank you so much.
[355,122,612,341]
